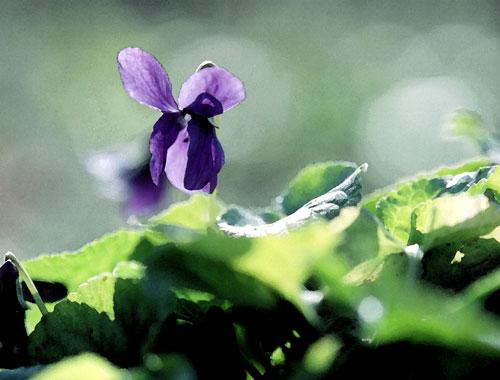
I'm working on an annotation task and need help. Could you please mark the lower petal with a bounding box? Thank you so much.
[184,117,225,192]
[149,112,184,186]
[164,128,213,194]
[164,128,193,193]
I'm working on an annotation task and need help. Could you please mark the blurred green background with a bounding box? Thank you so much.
[1,0,500,258]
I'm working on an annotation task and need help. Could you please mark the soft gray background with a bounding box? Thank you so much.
[1,0,499,258]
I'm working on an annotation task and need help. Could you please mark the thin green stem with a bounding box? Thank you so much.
[4,251,48,316]
[209,190,218,227]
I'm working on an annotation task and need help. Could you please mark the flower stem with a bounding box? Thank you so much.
[4,252,48,316]
[209,190,218,227]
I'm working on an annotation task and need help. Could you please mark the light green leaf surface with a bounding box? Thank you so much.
[149,194,223,232]
[219,164,366,237]
[436,159,492,176]
[410,193,500,249]
[23,231,151,292]
[276,161,358,215]
[376,178,444,244]
[447,109,490,145]
[361,283,500,355]
[328,207,404,285]
[67,261,145,320]
[375,163,498,245]
[29,353,125,380]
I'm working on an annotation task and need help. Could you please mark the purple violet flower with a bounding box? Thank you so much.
[117,47,245,194]
[86,141,167,216]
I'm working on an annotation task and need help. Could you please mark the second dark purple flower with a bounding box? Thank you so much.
[117,47,245,194]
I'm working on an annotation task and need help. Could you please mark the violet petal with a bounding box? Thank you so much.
[126,161,166,215]
[164,128,190,193]
[118,47,178,113]
[163,128,211,194]
[208,134,225,193]
[178,67,245,117]
[184,116,225,192]
[149,112,184,186]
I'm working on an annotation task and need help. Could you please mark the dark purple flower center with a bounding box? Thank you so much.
[184,92,223,119]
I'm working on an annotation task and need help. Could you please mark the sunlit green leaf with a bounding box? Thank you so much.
[436,159,492,176]
[67,261,145,320]
[447,109,491,147]
[220,164,366,237]
[276,161,358,215]
[302,336,341,375]
[29,353,125,380]
[23,231,152,292]
[360,282,500,356]
[375,164,498,245]
[149,194,223,233]
[410,193,500,249]
[376,178,444,244]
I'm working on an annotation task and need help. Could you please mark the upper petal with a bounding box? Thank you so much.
[118,47,178,112]
[149,112,184,186]
[183,116,225,192]
[178,67,245,117]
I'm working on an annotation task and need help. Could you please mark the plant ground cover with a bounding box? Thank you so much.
[3,157,500,378]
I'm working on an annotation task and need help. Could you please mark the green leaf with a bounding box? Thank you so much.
[173,298,205,325]
[375,163,497,245]
[67,274,117,320]
[149,194,222,232]
[25,303,56,335]
[144,240,278,309]
[147,219,349,314]
[329,207,404,285]
[23,231,153,292]
[376,178,445,244]
[217,205,283,227]
[467,166,500,199]
[461,268,500,307]
[363,159,492,215]
[436,158,492,176]
[113,278,173,360]
[421,235,500,291]
[63,260,170,362]
[129,354,196,380]
[219,164,366,237]
[28,301,128,365]
[29,353,125,380]
[276,161,358,215]
[112,261,146,280]
[67,261,145,320]
[410,193,500,249]
[441,166,496,194]
[302,336,341,375]
[447,109,492,152]
[0,365,44,380]
[360,283,500,356]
